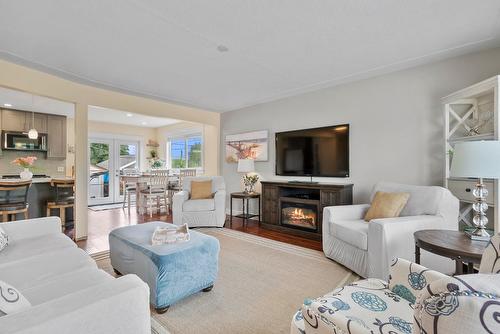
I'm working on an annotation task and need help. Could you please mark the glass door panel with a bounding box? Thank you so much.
[114,141,139,203]
[88,139,113,205]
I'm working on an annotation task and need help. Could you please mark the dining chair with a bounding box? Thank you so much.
[121,168,140,210]
[0,180,32,222]
[167,168,197,207]
[139,169,169,217]
[179,169,197,187]
[47,178,75,231]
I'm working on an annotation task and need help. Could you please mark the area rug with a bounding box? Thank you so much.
[95,228,357,334]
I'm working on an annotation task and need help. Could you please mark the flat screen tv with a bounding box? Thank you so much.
[275,124,349,177]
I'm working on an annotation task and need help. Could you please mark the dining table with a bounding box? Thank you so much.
[119,171,180,213]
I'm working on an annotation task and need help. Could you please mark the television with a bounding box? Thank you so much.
[275,124,349,177]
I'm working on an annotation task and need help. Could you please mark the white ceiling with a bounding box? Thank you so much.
[87,105,180,127]
[0,86,75,117]
[0,86,180,127]
[1,1,500,112]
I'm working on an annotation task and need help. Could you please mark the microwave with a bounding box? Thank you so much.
[2,131,47,151]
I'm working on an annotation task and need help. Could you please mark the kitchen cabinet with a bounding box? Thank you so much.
[27,112,48,133]
[47,115,66,159]
[1,109,48,133]
[1,109,27,132]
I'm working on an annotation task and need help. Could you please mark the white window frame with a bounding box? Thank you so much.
[167,134,203,172]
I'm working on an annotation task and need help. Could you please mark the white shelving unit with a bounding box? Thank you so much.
[443,76,500,234]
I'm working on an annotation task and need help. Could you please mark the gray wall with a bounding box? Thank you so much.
[221,47,500,211]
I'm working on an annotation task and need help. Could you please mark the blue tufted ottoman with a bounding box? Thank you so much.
[109,221,220,313]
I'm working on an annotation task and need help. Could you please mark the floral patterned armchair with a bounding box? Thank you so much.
[291,234,500,334]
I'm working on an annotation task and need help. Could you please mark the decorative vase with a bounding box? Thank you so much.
[20,168,33,180]
[245,182,256,193]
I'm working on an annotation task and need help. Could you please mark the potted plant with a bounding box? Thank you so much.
[11,156,37,180]
[150,158,165,169]
[243,174,259,193]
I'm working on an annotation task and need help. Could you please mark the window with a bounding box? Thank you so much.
[169,135,202,169]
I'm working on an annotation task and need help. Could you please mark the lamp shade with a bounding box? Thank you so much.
[237,159,255,173]
[450,141,500,178]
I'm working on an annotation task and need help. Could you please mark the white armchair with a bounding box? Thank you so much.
[323,182,459,279]
[172,176,226,228]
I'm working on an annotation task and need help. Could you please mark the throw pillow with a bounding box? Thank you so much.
[0,226,8,253]
[364,191,410,222]
[0,280,31,317]
[191,180,213,199]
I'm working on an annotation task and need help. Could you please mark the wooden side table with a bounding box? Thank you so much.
[230,192,261,227]
[414,230,487,275]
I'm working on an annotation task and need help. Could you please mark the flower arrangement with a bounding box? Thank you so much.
[11,156,37,170]
[243,174,259,193]
[11,156,37,180]
[150,158,164,169]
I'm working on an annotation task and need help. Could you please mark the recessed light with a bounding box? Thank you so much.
[126,112,133,117]
[217,45,229,52]
[3,103,12,107]
[141,121,147,126]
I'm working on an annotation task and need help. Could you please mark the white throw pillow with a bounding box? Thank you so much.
[0,226,8,252]
[0,280,31,316]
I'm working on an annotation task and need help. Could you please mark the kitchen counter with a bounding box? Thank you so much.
[1,177,53,183]
[0,176,73,184]
[0,177,74,223]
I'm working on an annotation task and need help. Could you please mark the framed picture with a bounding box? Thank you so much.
[225,130,268,163]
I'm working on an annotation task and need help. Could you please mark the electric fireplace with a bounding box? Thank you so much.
[280,201,318,232]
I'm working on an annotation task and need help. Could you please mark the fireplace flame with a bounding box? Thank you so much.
[289,208,316,225]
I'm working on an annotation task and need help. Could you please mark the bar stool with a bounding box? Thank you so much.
[0,180,31,222]
[47,178,75,231]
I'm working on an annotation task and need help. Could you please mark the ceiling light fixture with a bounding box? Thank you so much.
[141,121,147,126]
[28,111,38,139]
[3,103,12,107]
[126,112,133,117]
[217,45,229,52]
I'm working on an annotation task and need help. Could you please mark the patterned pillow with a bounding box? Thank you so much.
[479,233,500,274]
[0,280,31,317]
[0,226,8,252]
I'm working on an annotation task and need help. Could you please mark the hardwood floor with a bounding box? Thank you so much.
[70,207,322,254]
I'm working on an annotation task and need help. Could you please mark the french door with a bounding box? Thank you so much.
[88,138,140,205]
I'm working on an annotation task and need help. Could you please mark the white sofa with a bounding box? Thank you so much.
[323,182,459,279]
[0,217,151,334]
[173,176,226,228]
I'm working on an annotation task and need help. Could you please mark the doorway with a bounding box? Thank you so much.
[88,138,140,205]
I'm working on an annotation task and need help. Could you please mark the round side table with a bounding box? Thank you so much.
[414,230,487,275]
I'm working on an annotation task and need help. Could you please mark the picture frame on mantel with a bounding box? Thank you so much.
[225,130,268,163]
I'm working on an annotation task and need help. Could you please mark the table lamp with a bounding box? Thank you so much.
[450,140,500,240]
[237,159,255,193]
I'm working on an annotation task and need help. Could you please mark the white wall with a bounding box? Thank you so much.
[221,47,500,207]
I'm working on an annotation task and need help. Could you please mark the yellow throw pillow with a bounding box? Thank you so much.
[364,191,410,222]
[190,180,213,199]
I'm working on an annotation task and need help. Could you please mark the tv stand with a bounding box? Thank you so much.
[261,181,353,241]
[288,180,319,185]
[287,175,317,184]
